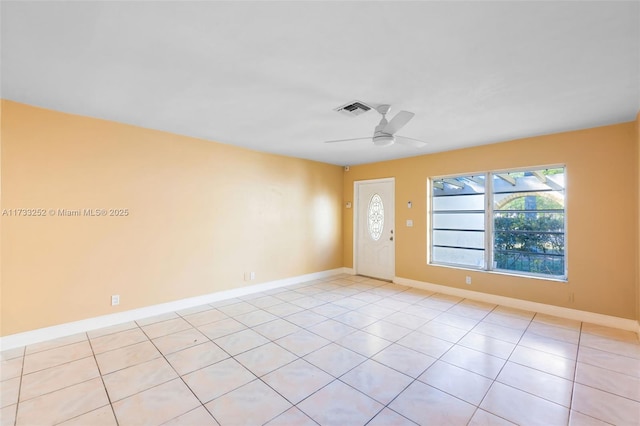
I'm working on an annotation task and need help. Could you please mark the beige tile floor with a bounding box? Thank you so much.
[1,274,639,426]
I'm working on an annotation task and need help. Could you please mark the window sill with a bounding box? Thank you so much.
[427,262,568,283]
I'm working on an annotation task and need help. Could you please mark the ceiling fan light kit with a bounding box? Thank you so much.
[373,135,395,147]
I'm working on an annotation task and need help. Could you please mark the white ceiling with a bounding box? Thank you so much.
[2,1,639,166]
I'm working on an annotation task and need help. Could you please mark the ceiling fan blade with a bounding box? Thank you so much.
[324,137,371,144]
[383,110,414,135]
[395,136,428,148]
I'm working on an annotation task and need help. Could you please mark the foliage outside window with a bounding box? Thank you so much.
[430,167,566,279]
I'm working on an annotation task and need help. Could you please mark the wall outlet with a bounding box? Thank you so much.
[250,272,255,280]
[465,276,472,285]
[111,295,120,306]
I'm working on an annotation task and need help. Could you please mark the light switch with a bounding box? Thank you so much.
[406,219,413,227]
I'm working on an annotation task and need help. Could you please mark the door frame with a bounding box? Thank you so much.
[353,177,396,279]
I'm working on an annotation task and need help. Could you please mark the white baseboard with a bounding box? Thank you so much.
[3,268,635,351]
[0,268,348,351]
[394,276,640,334]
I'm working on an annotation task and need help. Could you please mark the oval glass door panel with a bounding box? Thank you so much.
[368,193,384,241]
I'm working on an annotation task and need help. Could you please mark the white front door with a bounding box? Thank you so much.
[355,179,395,280]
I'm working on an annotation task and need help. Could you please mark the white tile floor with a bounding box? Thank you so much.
[1,274,639,425]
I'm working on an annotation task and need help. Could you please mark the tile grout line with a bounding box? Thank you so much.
[434,297,505,424]
[568,320,585,422]
[248,280,345,424]
[291,283,635,424]
[472,303,536,424]
[83,333,115,425]
[378,288,493,423]
[447,299,499,426]
[75,332,120,426]
[215,277,348,421]
[295,287,467,424]
[5,275,638,425]
[137,317,230,425]
[99,316,227,424]
[216,279,352,424]
[141,285,350,424]
[12,339,113,424]
[11,346,26,426]
[8,283,436,426]
[244,279,390,424]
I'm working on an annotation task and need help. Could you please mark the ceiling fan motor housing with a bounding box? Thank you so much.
[373,118,395,146]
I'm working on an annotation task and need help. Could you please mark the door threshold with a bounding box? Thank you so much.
[356,274,393,283]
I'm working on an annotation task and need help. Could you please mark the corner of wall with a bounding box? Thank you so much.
[636,111,640,327]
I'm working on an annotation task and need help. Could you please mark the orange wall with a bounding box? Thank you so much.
[344,122,638,320]
[1,100,343,336]
[637,112,640,325]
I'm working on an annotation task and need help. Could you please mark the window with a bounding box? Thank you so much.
[367,193,384,241]
[430,167,566,279]
[431,175,486,268]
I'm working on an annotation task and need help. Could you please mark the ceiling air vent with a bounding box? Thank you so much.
[334,101,372,117]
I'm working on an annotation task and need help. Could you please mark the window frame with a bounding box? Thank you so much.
[428,165,567,281]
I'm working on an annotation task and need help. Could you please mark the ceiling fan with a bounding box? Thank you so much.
[325,104,427,148]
